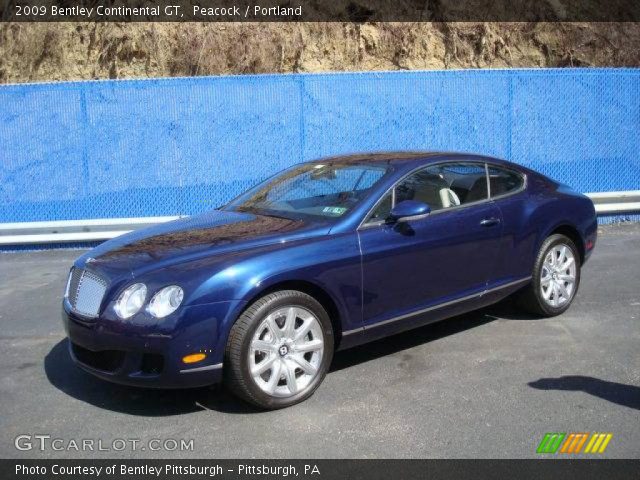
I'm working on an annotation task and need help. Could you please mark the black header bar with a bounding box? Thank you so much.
[1,459,639,480]
[1,0,639,22]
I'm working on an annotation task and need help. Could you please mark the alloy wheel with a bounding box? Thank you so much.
[248,306,324,397]
[540,244,577,308]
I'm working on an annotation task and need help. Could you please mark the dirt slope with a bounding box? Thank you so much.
[0,22,639,83]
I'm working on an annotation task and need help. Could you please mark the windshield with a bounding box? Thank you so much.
[225,163,391,220]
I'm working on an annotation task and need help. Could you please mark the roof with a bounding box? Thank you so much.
[307,151,504,166]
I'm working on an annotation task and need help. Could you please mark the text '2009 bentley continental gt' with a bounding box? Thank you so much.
[62,152,597,409]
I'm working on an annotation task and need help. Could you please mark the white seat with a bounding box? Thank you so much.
[439,188,461,208]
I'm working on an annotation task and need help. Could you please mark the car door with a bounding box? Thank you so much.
[357,162,503,327]
[486,164,532,286]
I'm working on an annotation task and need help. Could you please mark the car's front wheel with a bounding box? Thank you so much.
[224,290,334,409]
[519,233,581,316]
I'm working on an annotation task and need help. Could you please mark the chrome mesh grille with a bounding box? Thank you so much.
[66,268,107,318]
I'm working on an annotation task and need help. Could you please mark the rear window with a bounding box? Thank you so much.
[488,166,525,198]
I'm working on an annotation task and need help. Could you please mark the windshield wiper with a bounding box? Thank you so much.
[236,206,295,221]
[257,211,297,221]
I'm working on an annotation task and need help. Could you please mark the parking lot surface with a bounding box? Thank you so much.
[1,223,639,459]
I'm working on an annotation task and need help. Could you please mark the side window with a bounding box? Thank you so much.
[487,166,525,198]
[430,163,488,206]
[362,162,491,226]
[394,168,450,212]
[395,162,488,211]
[364,192,392,224]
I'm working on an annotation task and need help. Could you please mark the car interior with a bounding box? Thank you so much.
[395,163,489,212]
[366,162,524,223]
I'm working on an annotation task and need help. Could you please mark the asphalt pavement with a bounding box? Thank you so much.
[1,223,638,459]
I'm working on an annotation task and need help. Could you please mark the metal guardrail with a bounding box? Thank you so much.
[0,216,180,245]
[585,190,640,214]
[0,191,638,246]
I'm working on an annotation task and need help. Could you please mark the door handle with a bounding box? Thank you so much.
[480,217,500,227]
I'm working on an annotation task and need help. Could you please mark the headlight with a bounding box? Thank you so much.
[147,285,184,318]
[114,283,147,319]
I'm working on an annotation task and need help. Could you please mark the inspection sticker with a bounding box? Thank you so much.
[322,206,347,216]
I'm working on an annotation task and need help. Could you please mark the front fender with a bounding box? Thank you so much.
[192,231,363,348]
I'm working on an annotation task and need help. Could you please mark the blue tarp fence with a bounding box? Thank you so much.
[1,68,639,223]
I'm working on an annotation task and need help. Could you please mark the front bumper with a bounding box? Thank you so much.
[62,299,240,388]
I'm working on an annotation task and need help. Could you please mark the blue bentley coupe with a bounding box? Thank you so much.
[62,152,597,409]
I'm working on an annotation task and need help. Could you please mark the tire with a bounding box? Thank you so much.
[224,290,334,409]
[518,234,581,317]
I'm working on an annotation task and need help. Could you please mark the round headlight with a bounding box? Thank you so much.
[114,283,147,319]
[148,286,184,318]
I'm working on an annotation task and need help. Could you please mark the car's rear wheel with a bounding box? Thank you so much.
[518,234,581,317]
[224,290,334,409]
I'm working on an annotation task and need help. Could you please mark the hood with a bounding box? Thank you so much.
[76,209,330,279]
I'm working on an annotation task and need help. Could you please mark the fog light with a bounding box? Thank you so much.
[182,353,206,364]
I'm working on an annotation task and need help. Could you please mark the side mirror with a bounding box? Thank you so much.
[389,200,431,223]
